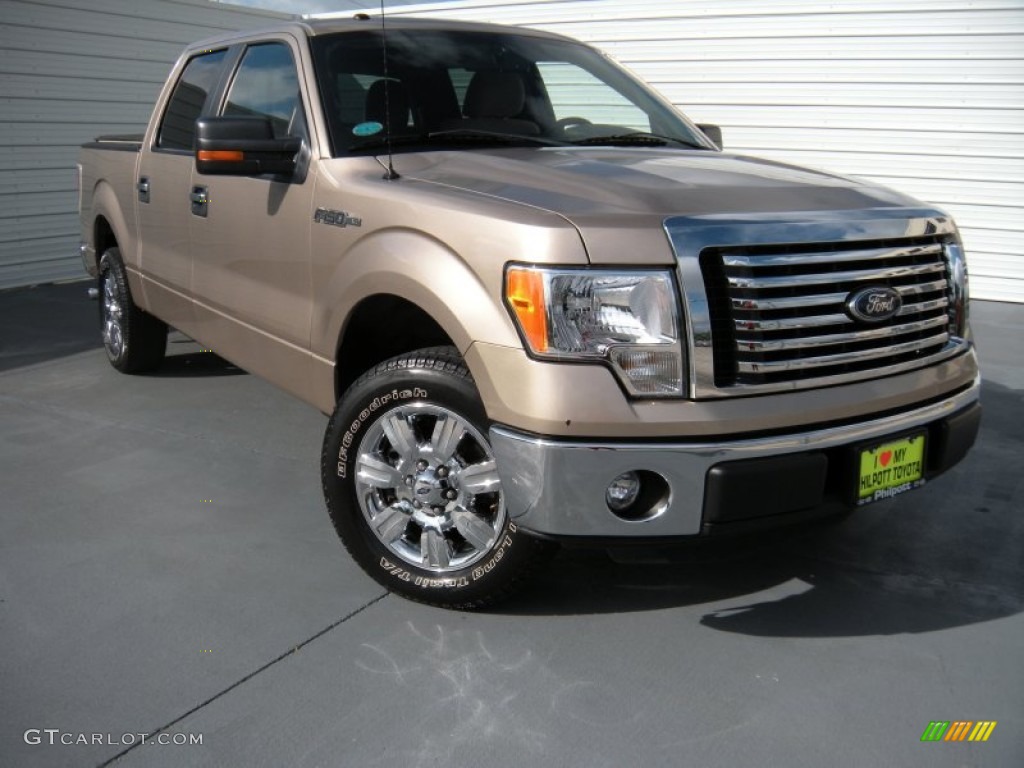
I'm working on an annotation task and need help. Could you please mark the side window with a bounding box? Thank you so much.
[157,49,228,151]
[223,43,304,139]
[537,61,650,132]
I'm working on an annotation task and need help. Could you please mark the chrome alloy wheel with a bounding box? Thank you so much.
[355,403,506,572]
[101,269,125,360]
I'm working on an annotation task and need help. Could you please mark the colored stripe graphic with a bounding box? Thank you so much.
[945,721,972,741]
[969,722,997,742]
[921,720,997,742]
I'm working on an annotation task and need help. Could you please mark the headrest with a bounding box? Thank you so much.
[464,71,526,119]
[365,79,410,128]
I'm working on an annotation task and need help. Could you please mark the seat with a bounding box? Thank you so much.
[364,79,412,134]
[444,71,539,135]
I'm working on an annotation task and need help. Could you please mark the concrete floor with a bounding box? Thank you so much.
[1,282,1021,768]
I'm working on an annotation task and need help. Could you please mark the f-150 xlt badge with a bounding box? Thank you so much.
[846,286,902,323]
[314,208,362,228]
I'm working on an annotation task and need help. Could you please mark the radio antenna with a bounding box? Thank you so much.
[379,0,399,180]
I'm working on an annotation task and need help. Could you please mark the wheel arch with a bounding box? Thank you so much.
[315,228,523,407]
[335,294,456,399]
[88,179,136,272]
[92,216,118,270]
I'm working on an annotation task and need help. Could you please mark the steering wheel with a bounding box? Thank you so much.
[555,116,593,131]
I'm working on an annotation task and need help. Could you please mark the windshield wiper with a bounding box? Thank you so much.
[570,132,708,149]
[350,133,434,151]
[352,129,564,152]
[428,128,565,147]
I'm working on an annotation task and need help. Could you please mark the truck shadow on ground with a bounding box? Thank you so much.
[152,337,247,377]
[0,285,245,379]
[156,352,246,377]
[501,379,1023,639]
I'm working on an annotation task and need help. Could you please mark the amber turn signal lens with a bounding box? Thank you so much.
[197,150,244,162]
[505,268,549,353]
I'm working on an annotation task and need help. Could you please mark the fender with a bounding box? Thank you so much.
[313,226,520,363]
[307,157,590,407]
[89,178,144,301]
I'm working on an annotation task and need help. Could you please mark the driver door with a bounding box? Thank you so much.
[189,39,316,401]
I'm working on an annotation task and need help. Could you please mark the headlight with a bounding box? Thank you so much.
[505,266,684,397]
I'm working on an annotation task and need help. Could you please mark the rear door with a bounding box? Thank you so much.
[137,47,231,332]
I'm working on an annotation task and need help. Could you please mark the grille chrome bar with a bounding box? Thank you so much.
[731,292,848,311]
[896,279,949,297]
[735,314,950,352]
[897,296,950,316]
[727,261,946,290]
[737,334,950,374]
[722,243,941,268]
[731,281,948,311]
[733,286,946,313]
[735,297,950,332]
[736,313,850,332]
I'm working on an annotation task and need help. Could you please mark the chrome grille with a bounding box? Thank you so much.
[702,238,959,387]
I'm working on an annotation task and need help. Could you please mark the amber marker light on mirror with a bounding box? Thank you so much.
[506,268,549,353]
[197,150,244,162]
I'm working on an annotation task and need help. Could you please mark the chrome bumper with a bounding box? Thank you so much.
[490,378,980,538]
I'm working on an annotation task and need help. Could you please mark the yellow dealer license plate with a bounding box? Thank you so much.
[857,433,926,505]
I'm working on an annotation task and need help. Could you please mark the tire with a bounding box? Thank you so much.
[98,248,167,373]
[321,347,555,609]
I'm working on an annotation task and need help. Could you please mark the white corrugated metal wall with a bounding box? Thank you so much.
[373,0,1024,303]
[0,0,294,289]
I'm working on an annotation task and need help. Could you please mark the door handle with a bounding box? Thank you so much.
[137,177,150,204]
[190,186,208,217]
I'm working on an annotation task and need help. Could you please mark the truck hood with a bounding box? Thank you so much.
[399,147,918,218]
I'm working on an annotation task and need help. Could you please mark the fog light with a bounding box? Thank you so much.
[606,471,641,512]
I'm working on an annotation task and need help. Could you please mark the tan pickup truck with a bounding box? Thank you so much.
[78,17,980,608]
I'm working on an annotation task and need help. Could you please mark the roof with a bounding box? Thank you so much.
[184,15,575,52]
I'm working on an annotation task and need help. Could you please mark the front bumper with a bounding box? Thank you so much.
[490,377,980,539]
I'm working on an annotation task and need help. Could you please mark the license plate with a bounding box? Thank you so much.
[857,433,926,505]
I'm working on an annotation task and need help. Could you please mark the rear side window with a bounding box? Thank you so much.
[222,43,304,139]
[157,49,228,151]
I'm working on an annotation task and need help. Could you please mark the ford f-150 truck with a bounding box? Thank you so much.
[78,17,980,608]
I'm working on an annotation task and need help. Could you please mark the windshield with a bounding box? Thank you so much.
[309,28,712,155]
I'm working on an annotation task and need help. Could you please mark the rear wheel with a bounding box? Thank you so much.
[98,248,167,373]
[321,347,555,609]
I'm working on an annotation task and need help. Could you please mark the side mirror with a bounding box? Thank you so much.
[696,123,723,149]
[195,116,301,176]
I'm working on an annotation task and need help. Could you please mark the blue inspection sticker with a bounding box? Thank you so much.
[353,121,383,137]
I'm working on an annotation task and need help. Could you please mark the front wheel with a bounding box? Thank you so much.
[321,347,555,609]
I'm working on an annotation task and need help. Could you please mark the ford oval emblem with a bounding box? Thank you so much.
[846,286,903,324]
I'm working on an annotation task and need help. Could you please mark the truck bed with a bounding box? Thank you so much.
[78,139,142,278]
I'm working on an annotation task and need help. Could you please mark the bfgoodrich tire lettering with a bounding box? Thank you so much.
[98,248,167,373]
[321,347,554,609]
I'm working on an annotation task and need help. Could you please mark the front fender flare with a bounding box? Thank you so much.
[313,227,521,368]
